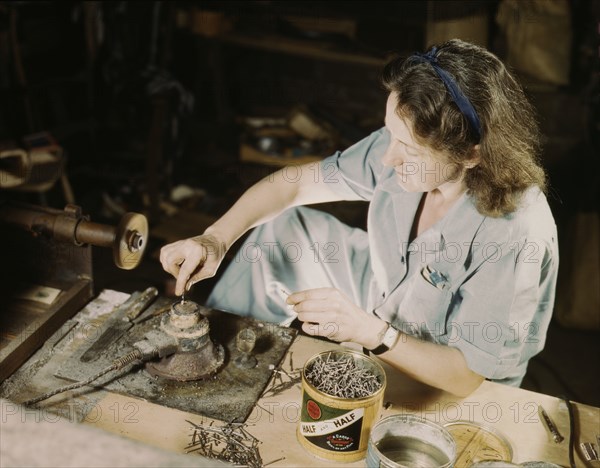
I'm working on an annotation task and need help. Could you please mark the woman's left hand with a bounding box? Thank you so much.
[286,287,387,349]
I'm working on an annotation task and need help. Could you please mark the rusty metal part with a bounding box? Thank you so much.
[132,303,171,325]
[145,300,225,381]
[0,202,148,270]
[56,301,297,422]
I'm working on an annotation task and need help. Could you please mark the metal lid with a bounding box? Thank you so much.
[444,420,513,467]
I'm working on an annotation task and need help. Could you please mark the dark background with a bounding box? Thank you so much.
[0,1,598,406]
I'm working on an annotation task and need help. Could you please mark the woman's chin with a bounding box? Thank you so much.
[394,175,420,192]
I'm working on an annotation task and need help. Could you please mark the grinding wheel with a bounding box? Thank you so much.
[113,212,148,270]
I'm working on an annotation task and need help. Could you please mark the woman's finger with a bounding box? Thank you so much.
[293,298,333,313]
[186,260,218,289]
[301,321,340,339]
[287,287,337,304]
[295,311,328,324]
[175,248,206,295]
[159,245,183,277]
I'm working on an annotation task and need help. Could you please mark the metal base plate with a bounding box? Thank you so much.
[55,297,297,422]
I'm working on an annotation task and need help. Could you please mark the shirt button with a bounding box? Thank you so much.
[382,292,386,298]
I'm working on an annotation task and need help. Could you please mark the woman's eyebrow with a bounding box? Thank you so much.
[397,136,421,153]
[384,118,422,153]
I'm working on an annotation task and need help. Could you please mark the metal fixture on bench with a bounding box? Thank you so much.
[144,300,225,381]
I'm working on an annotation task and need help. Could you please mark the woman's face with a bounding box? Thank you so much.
[383,92,462,193]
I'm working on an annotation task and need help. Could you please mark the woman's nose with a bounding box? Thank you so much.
[382,141,403,167]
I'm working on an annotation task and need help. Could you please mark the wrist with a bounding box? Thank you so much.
[369,322,400,355]
[202,226,232,252]
[362,319,389,351]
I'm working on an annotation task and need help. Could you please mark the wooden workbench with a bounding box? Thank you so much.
[1,290,598,467]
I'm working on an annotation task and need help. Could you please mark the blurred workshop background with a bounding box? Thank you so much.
[0,1,598,406]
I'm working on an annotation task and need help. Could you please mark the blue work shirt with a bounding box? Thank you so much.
[321,127,559,386]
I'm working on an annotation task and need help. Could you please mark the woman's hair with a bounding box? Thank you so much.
[381,39,546,217]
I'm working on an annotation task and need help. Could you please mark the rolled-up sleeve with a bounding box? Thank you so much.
[442,235,558,385]
[320,127,390,201]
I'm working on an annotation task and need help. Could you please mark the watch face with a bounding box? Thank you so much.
[383,327,399,348]
[371,325,399,355]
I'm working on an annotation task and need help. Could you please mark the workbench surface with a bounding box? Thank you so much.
[1,290,598,467]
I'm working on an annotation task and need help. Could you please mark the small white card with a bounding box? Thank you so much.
[14,284,61,305]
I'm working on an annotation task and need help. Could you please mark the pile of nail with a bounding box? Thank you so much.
[304,352,383,399]
[263,352,302,398]
[186,419,263,468]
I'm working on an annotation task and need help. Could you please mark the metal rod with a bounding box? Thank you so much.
[74,219,116,247]
[539,405,564,444]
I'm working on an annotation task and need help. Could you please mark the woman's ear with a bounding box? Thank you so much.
[464,144,481,169]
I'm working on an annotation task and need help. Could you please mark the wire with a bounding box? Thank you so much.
[22,349,146,407]
[563,396,577,468]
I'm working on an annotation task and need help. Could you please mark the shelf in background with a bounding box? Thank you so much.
[218,32,388,67]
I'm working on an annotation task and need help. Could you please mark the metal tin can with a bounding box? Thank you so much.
[366,414,456,468]
[297,350,386,463]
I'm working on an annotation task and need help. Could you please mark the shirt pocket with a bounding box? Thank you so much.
[396,269,454,341]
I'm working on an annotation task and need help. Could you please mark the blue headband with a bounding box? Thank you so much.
[410,47,482,142]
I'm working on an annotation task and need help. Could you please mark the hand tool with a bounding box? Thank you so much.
[80,286,158,362]
[538,405,564,444]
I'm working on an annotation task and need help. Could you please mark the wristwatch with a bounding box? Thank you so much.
[370,323,400,355]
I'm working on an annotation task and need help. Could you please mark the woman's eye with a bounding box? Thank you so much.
[404,145,420,157]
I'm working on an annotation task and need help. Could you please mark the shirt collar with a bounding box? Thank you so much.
[436,190,487,253]
[381,173,487,253]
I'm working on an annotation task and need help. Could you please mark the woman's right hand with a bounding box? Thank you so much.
[159,233,227,296]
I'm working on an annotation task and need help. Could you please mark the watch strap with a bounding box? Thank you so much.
[369,342,390,355]
[370,324,399,355]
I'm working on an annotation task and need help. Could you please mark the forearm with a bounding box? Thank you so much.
[378,331,484,397]
[205,162,343,249]
[288,288,483,397]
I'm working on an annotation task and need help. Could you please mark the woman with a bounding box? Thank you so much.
[160,39,558,397]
